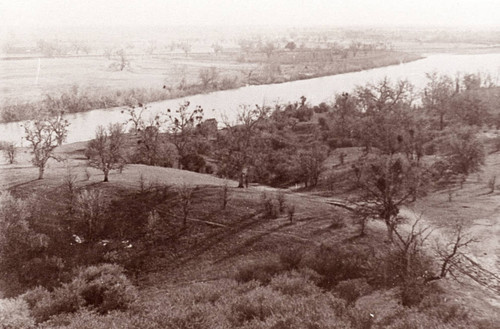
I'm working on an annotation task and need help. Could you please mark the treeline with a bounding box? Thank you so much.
[0,79,238,123]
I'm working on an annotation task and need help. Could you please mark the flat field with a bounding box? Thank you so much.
[0,50,419,104]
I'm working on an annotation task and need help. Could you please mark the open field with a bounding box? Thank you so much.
[0,50,419,115]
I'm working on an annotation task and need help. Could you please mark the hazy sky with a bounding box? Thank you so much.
[1,0,499,28]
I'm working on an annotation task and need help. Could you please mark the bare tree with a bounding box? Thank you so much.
[146,40,157,55]
[76,189,107,241]
[426,222,477,283]
[349,41,362,57]
[297,144,328,188]
[62,166,79,214]
[48,113,70,146]
[123,105,167,166]
[0,141,16,164]
[71,40,90,55]
[383,215,477,305]
[167,101,204,169]
[24,119,67,179]
[422,73,455,130]
[238,39,254,55]
[287,205,295,223]
[211,42,223,56]
[86,124,126,182]
[178,42,192,57]
[260,41,276,59]
[341,155,425,241]
[284,41,297,51]
[438,127,485,188]
[178,184,194,227]
[110,49,130,71]
[103,47,114,59]
[216,104,270,187]
[392,216,434,277]
[221,181,230,210]
[199,67,219,89]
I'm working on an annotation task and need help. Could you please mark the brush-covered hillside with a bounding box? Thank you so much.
[1,75,500,329]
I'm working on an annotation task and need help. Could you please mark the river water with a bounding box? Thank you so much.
[1,53,500,144]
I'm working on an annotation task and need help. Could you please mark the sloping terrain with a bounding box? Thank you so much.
[1,142,500,328]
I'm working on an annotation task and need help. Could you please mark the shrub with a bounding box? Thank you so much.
[0,297,35,329]
[276,190,286,213]
[71,263,137,314]
[335,278,372,306]
[260,192,278,219]
[228,286,282,326]
[22,264,137,324]
[314,102,330,113]
[235,258,284,284]
[400,279,427,307]
[18,256,65,290]
[419,293,470,324]
[228,284,351,329]
[0,141,16,164]
[22,285,80,323]
[269,271,321,296]
[180,153,206,172]
[220,76,238,90]
[0,192,54,292]
[345,306,375,329]
[37,310,136,329]
[381,308,474,329]
[303,244,371,289]
[278,247,303,270]
[329,217,345,229]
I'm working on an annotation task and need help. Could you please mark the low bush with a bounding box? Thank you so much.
[71,263,137,314]
[22,264,137,324]
[303,244,371,289]
[278,247,303,270]
[22,285,80,323]
[0,297,35,329]
[228,287,278,325]
[313,102,330,113]
[335,278,372,306]
[419,293,470,324]
[37,310,135,329]
[234,258,285,284]
[345,306,375,329]
[269,271,321,297]
[400,279,427,307]
[260,193,278,219]
[382,308,471,329]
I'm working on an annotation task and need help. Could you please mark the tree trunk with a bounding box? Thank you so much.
[87,218,93,241]
[103,168,109,182]
[385,219,394,242]
[238,173,245,188]
[38,166,45,179]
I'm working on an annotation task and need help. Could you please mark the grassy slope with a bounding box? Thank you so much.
[1,139,500,325]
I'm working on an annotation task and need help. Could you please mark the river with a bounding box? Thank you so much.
[1,53,500,144]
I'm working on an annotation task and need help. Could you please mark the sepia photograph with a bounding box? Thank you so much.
[0,0,499,328]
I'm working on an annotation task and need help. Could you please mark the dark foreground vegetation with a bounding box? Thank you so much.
[1,71,500,328]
